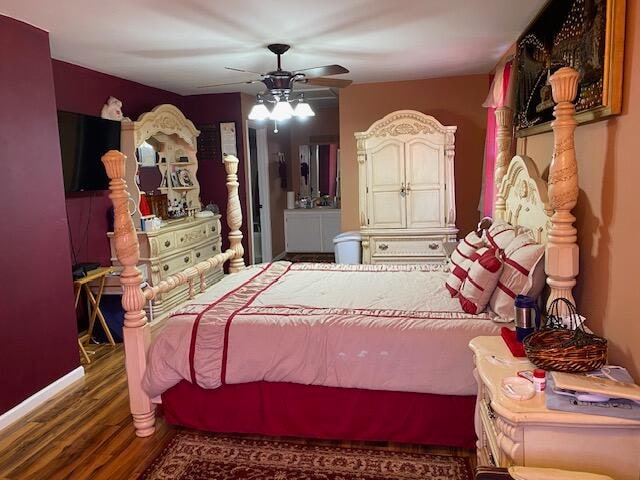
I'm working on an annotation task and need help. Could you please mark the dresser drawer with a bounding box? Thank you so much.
[479,400,504,466]
[176,224,209,249]
[371,236,445,257]
[155,231,176,255]
[159,251,193,278]
[206,220,220,237]
[193,237,222,261]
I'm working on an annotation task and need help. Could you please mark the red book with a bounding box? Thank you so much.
[501,327,527,357]
[139,193,152,216]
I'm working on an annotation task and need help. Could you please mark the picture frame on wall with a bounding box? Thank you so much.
[514,0,625,137]
[220,121,237,162]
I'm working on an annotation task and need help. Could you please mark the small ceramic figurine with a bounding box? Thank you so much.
[100,96,131,121]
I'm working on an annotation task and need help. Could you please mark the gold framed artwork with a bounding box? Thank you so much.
[514,0,625,137]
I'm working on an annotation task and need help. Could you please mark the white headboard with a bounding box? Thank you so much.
[498,155,552,244]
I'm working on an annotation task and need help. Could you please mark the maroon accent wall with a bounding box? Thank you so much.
[180,94,250,264]
[52,60,184,266]
[0,15,80,414]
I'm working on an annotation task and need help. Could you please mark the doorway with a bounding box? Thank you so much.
[246,122,272,264]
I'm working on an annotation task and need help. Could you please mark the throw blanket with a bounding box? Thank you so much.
[143,262,502,398]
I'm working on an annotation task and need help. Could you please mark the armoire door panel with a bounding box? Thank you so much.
[371,191,405,228]
[406,139,443,186]
[369,141,404,188]
[405,139,445,229]
[406,189,442,228]
[367,139,406,228]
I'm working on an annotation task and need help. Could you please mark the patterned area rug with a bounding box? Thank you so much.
[139,432,472,480]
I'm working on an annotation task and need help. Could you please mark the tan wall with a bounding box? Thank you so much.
[515,0,639,379]
[339,75,489,235]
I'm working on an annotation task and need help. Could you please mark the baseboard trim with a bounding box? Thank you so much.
[273,251,287,261]
[0,366,85,431]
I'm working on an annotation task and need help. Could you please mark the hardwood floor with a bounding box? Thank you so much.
[0,337,476,480]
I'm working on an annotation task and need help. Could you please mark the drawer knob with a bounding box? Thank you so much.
[163,264,169,272]
[164,240,171,247]
[211,227,215,232]
[184,256,189,263]
[429,242,439,250]
[379,243,389,251]
[203,230,206,234]
[196,252,201,258]
[180,237,185,242]
[212,245,217,251]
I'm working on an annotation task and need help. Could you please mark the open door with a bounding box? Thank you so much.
[246,121,272,263]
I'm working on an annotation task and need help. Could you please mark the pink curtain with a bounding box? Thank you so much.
[480,61,512,217]
[328,144,338,197]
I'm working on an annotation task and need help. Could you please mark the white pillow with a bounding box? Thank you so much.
[459,247,504,314]
[450,231,484,269]
[484,220,517,251]
[490,233,545,321]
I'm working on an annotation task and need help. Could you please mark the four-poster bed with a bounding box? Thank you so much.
[102,67,582,447]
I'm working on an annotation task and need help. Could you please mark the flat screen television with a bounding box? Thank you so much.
[57,111,121,192]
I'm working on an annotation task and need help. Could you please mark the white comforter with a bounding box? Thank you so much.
[143,262,503,398]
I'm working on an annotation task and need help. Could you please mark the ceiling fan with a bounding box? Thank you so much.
[199,43,353,95]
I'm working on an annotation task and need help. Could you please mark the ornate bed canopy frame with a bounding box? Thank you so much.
[102,67,581,437]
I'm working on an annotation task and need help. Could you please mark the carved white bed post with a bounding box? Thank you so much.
[224,154,246,272]
[101,150,156,437]
[546,67,580,310]
[494,106,513,220]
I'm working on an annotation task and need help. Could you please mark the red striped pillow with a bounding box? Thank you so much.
[446,231,485,297]
[459,247,503,314]
[450,231,484,270]
[484,221,517,251]
[445,257,472,297]
[490,233,545,321]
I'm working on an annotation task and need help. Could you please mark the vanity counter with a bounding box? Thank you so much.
[284,209,341,253]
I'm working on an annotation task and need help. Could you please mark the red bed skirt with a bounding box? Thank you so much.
[162,381,477,448]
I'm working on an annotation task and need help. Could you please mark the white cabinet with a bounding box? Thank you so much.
[470,336,640,480]
[284,209,341,253]
[356,110,458,264]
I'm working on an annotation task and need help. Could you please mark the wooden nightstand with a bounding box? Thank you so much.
[470,336,640,480]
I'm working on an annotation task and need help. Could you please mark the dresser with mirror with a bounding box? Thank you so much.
[107,104,223,321]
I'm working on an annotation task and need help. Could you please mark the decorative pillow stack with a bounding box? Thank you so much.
[458,247,504,314]
[446,231,484,297]
[490,232,545,321]
[484,220,517,251]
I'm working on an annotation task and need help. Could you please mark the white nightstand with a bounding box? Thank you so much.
[470,336,640,480]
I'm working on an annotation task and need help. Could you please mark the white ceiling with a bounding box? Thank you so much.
[1,0,545,96]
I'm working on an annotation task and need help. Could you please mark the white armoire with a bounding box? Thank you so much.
[355,110,458,264]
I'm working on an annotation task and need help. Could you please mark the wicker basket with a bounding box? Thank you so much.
[523,298,607,373]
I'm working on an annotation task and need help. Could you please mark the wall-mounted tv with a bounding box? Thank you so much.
[57,111,121,192]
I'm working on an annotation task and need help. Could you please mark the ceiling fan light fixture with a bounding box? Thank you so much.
[248,96,270,120]
[270,99,294,121]
[293,96,315,118]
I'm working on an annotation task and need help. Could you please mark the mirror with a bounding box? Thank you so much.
[136,140,161,193]
[298,143,339,200]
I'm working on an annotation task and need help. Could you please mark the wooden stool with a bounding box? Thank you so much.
[74,267,116,363]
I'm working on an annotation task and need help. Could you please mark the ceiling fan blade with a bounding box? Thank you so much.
[294,64,349,78]
[224,66,265,75]
[305,77,353,88]
[198,79,262,88]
